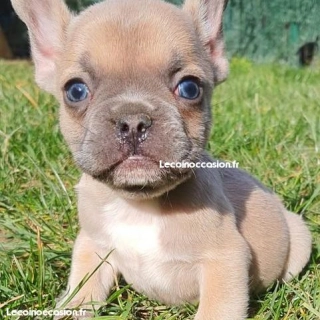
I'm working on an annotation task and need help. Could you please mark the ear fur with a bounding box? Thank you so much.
[11,0,72,93]
[183,0,229,84]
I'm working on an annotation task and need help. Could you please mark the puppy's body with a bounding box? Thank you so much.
[64,152,311,319]
[11,0,312,319]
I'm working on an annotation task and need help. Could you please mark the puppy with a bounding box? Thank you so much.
[12,0,312,319]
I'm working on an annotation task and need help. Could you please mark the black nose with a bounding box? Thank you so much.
[117,114,152,143]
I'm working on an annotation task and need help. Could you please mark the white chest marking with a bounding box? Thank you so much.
[111,222,160,255]
[103,199,162,256]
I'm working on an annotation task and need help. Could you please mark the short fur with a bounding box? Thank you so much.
[11,0,312,319]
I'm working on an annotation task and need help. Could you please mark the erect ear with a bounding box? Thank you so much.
[11,0,72,94]
[183,0,228,84]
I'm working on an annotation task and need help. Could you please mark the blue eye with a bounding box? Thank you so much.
[65,81,89,103]
[176,79,200,100]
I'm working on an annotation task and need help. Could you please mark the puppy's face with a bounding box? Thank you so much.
[12,0,228,199]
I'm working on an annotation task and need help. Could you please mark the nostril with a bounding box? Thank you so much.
[137,115,152,133]
[137,122,146,132]
[137,122,146,133]
[119,121,130,134]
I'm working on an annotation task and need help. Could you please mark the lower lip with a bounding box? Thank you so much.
[119,156,156,169]
[127,156,147,161]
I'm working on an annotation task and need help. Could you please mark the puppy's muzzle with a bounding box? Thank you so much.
[116,114,152,153]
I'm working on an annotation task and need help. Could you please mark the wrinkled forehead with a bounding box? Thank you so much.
[61,0,206,78]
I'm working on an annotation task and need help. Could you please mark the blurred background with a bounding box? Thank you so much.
[0,0,319,66]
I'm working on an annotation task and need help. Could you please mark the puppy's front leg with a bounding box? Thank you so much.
[195,237,250,320]
[57,230,117,316]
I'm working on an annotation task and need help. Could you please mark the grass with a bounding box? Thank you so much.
[0,58,319,319]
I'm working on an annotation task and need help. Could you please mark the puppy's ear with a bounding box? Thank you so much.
[183,0,228,84]
[11,0,72,93]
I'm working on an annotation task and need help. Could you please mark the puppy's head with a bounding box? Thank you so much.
[12,0,228,199]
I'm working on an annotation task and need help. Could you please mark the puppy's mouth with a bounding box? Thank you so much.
[118,155,158,170]
[91,155,190,198]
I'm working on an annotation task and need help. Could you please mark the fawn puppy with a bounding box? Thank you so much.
[12,0,312,319]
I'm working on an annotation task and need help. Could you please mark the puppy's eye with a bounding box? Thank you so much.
[65,81,89,103]
[175,79,201,100]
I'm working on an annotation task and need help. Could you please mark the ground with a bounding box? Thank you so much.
[0,59,319,319]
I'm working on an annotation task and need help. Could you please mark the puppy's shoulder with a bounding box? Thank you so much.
[218,165,287,223]
[203,152,285,213]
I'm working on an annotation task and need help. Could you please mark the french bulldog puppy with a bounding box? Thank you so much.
[11,0,312,319]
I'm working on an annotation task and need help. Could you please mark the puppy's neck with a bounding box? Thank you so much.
[77,152,227,216]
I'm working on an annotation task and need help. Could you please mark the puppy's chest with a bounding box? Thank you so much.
[103,204,164,259]
[101,203,200,304]
[108,217,162,256]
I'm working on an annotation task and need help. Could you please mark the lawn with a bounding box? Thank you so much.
[0,58,319,319]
